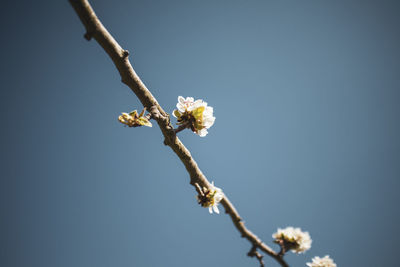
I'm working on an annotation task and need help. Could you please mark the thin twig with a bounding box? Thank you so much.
[248,245,265,267]
[69,1,289,266]
[174,121,190,134]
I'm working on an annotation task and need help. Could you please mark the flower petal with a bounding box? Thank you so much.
[213,205,220,214]
[178,96,185,104]
[198,128,208,137]
[176,103,185,112]
[203,117,215,128]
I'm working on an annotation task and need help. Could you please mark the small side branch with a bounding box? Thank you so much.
[174,121,190,134]
[69,1,289,267]
[248,246,265,267]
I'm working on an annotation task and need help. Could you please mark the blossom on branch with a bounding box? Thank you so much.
[172,96,215,137]
[273,227,312,254]
[118,108,152,127]
[306,255,336,267]
[197,181,224,214]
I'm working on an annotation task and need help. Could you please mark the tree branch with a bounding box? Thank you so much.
[69,1,288,266]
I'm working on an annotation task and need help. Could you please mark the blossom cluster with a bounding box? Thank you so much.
[117,97,335,266]
[306,255,337,267]
[272,227,312,254]
[197,182,223,214]
[173,96,215,137]
[116,97,337,267]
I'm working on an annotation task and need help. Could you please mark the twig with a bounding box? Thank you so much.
[174,121,190,134]
[69,1,289,266]
[248,245,265,267]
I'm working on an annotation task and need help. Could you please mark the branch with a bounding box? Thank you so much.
[69,1,288,266]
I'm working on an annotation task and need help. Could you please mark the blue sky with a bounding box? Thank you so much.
[1,1,399,266]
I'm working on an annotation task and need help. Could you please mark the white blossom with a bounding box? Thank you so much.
[173,96,215,137]
[306,255,336,267]
[176,96,195,112]
[197,181,224,214]
[208,182,223,214]
[272,227,312,253]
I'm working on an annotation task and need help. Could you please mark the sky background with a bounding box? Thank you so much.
[1,0,399,266]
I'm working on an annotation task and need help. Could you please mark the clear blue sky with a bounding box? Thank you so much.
[1,1,399,266]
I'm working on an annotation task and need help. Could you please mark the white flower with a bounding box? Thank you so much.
[272,227,312,253]
[173,96,215,137]
[176,96,195,112]
[306,255,336,267]
[208,182,223,214]
[197,181,224,214]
